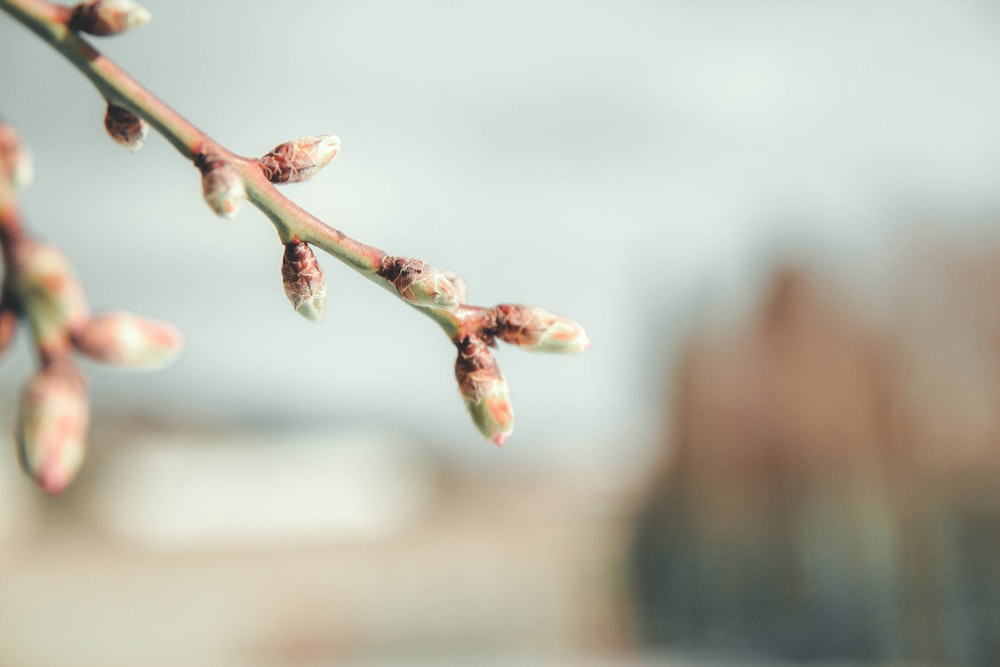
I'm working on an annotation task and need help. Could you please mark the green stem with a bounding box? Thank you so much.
[0,0,467,339]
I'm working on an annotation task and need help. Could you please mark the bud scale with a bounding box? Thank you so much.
[281,241,327,322]
[455,336,514,446]
[69,0,151,36]
[259,135,340,184]
[379,256,459,310]
[16,365,90,495]
[104,103,149,152]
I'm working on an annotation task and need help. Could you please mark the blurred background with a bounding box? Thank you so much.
[4,0,1000,665]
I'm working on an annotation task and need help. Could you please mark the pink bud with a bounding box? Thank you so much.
[492,304,591,353]
[379,256,459,310]
[455,337,514,446]
[281,241,327,322]
[72,311,183,369]
[258,135,340,184]
[16,364,90,495]
[13,242,90,348]
[0,122,33,190]
[104,103,149,152]
[198,154,245,219]
[68,0,151,36]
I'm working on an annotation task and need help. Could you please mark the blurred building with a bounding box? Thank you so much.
[630,247,1000,665]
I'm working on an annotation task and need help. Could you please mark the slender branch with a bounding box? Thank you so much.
[1,0,590,458]
[0,0,474,339]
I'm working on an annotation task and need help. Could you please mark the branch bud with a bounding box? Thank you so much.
[379,257,459,310]
[69,0,151,36]
[72,311,183,369]
[258,135,340,184]
[455,337,514,446]
[0,122,33,190]
[104,103,149,152]
[197,154,245,219]
[492,304,591,353]
[12,243,90,348]
[281,241,326,322]
[16,364,89,495]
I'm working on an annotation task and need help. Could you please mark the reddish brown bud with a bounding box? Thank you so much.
[492,304,591,353]
[0,304,17,360]
[72,311,183,369]
[68,0,151,36]
[16,363,89,495]
[197,153,245,219]
[0,122,33,190]
[379,256,459,310]
[104,103,149,152]
[455,337,514,446]
[281,241,327,322]
[258,135,340,184]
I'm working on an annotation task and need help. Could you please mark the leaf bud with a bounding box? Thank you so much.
[0,122,33,190]
[491,304,591,353]
[281,241,327,322]
[197,154,245,219]
[68,0,151,36]
[72,311,183,369]
[379,256,459,310]
[258,135,340,184]
[16,364,90,495]
[104,103,149,152]
[12,242,90,348]
[455,336,514,446]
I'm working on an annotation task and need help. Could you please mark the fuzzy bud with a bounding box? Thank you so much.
[281,241,327,322]
[72,311,183,369]
[198,154,245,219]
[492,304,591,353]
[379,256,459,310]
[259,135,340,184]
[68,0,151,36]
[104,103,149,152]
[455,337,514,446]
[0,122,33,190]
[0,304,17,360]
[16,364,89,495]
[13,243,89,348]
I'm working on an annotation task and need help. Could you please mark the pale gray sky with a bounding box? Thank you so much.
[4,0,1000,466]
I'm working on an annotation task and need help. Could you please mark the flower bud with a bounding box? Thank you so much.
[68,0,151,36]
[198,154,245,219]
[72,311,183,369]
[104,103,149,152]
[492,304,591,353]
[0,122,33,190]
[281,241,326,322]
[379,256,459,310]
[455,337,514,446]
[258,135,340,184]
[12,243,89,348]
[16,364,89,495]
[0,304,17,360]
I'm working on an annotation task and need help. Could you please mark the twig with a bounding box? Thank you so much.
[0,0,590,493]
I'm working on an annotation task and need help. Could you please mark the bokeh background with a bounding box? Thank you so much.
[4,0,1000,665]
